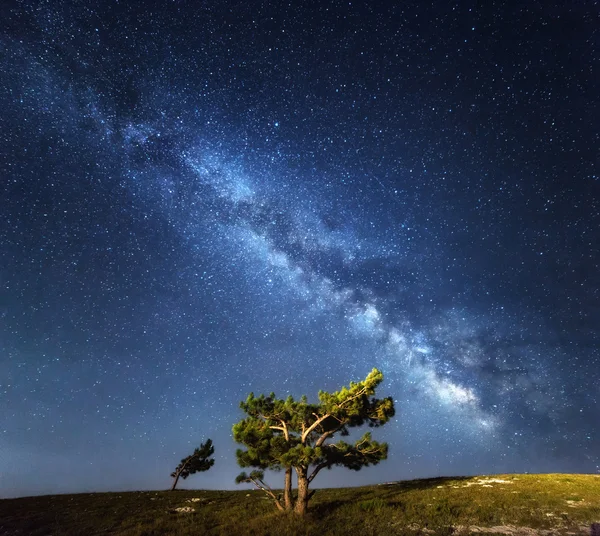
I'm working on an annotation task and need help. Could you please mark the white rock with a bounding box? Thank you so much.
[173,506,195,513]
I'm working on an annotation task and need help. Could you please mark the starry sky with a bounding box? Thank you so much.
[1,0,599,499]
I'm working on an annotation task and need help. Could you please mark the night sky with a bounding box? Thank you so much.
[1,0,599,499]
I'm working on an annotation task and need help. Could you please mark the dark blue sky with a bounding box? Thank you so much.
[1,0,598,498]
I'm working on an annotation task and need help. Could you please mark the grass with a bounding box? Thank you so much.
[1,474,599,535]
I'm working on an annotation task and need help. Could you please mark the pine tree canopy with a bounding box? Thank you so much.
[232,368,395,514]
[170,438,215,481]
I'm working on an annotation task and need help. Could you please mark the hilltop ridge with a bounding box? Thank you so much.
[1,474,599,535]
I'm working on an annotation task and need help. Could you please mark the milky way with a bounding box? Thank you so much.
[1,1,598,497]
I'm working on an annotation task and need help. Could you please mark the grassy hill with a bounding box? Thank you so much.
[1,474,599,535]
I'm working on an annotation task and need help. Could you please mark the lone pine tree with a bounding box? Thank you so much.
[170,438,215,491]
[233,368,395,515]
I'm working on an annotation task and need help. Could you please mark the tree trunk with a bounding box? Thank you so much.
[294,466,310,515]
[171,470,181,491]
[284,467,293,510]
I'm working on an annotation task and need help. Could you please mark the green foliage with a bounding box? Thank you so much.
[235,470,265,485]
[171,439,215,489]
[233,368,395,513]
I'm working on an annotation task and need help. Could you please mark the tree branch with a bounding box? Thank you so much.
[315,430,332,447]
[302,413,331,443]
[337,386,369,408]
[315,420,346,447]
[308,462,329,483]
[302,385,369,443]
[249,477,285,511]
[269,421,289,441]
[177,457,190,476]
